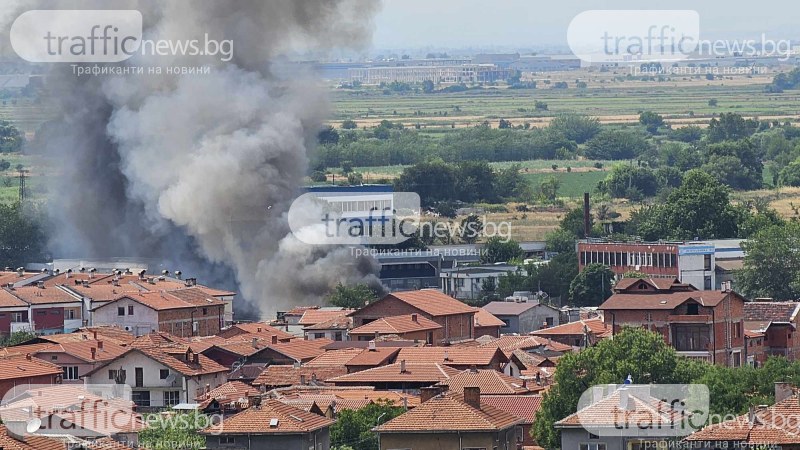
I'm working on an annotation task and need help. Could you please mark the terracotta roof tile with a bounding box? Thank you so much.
[253,365,347,388]
[350,314,442,336]
[195,380,256,404]
[34,340,128,363]
[298,308,354,326]
[94,291,224,312]
[327,362,460,385]
[686,394,800,444]
[303,315,353,331]
[374,391,520,432]
[600,291,731,310]
[345,347,400,368]
[0,289,27,307]
[0,271,44,287]
[395,347,507,366]
[85,347,227,378]
[483,301,541,316]
[7,286,79,305]
[478,335,573,355]
[268,339,332,362]
[373,290,476,317]
[0,354,62,380]
[481,394,543,423]
[555,390,682,428]
[439,369,536,395]
[531,318,610,337]
[200,399,333,434]
[217,323,294,340]
[0,425,64,450]
[744,302,800,323]
[305,348,365,367]
[474,309,505,327]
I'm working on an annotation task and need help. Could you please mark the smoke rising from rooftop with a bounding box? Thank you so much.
[7,0,383,317]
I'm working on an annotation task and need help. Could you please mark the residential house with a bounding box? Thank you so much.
[685,382,800,449]
[599,277,746,366]
[373,387,521,450]
[745,330,767,368]
[202,336,330,367]
[473,308,505,338]
[482,301,561,334]
[349,289,476,344]
[531,317,611,348]
[297,307,354,329]
[504,349,558,383]
[200,399,334,450]
[0,288,34,337]
[326,361,460,391]
[349,313,441,343]
[481,394,543,447]
[0,285,84,335]
[195,380,259,413]
[304,345,400,373]
[0,353,63,399]
[303,315,352,341]
[394,346,509,371]
[227,363,267,383]
[478,335,574,358]
[90,291,225,337]
[555,386,687,450]
[28,338,128,384]
[216,322,294,341]
[82,345,228,409]
[438,368,540,395]
[252,365,347,390]
[440,264,519,301]
[743,301,800,361]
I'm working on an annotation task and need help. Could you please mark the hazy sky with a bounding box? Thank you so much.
[372,0,800,51]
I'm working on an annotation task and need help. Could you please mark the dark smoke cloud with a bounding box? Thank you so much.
[4,0,384,318]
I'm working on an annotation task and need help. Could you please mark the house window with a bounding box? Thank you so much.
[163,391,180,407]
[686,303,699,315]
[704,254,712,271]
[117,307,125,316]
[51,355,57,361]
[202,308,208,315]
[580,445,606,450]
[64,309,76,320]
[128,305,134,315]
[733,351,742,367]
[135,367,144,387]
[219,436,236,445]
[704,276,712,290]
[160,369,170,380]
[63,366,79,380]
[11,312,23,322]
[109,370,117,380]
[313,333,325,339]
[131,391,150,407]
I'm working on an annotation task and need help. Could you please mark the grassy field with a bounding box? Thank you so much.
[522,170,608,198]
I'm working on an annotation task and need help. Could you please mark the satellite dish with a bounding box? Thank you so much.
[165,373,176,384]
[26,418,41,433]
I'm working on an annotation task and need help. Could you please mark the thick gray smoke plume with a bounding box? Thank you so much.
[5,0,384,318]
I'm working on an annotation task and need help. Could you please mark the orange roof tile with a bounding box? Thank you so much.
[253,365,347,388]
[600,290,733,310]
[481,394,543,423]
[555,389,682,428]
[34,340,128,363]
[382,290,476,316]
[8,286,80,305]
[0,289,27,308]
[531,318,610,337]
[95,291,225,312]
[305,348,364,367]
[474,308,505,327]
[327,362,460,385]
[478,335,573,355]
[350,314,442,336]
[0,354,62,380]
[298,308,354,326]
[303,315,352,331]
[217,322,295,340]
[0,425,65,450]
[195,380,256,403]
[0,271,43,287]
[344,347,400,368]
[86,347,227,378]
[439,369,535,395]
[374,391,520,433]
[395,347,507,366]
[686,394,800,444]
[200,400,333,435]
[268,339,332,362]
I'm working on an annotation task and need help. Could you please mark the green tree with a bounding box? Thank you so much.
[548,114,601,144]
[394,160,457,207]
[598,165,659,198]
[0,160,9,171]
[737,221,800,300]
[532,328,697,448]
[639,111,664,134]
[778,159,800,186]
[702,139,763,190]
[0,120,23,153]
[459,214,483,244]
[318,125,340,145]
[707,113,759,143]
[569,264,615,307]
[138,411,209,449]
[0,330,36,347]
[545,229,576,254]
[538,175,561,204]
[0,203,47,268]
[330,401,405,450]
[326,283,379,309]
[422,79,435,93]
[481,237,523,263]
[585,129,651,160]
[341,119,358,130]
[560,207,594,239]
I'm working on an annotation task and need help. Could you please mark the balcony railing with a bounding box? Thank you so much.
[667,314,712,323]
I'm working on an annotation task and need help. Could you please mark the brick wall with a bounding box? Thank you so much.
[157,305,224,338]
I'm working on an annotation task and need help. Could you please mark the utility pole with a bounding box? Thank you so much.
[17,167,25,203]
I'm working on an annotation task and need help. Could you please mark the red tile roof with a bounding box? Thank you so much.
[744,302,800,323]
[253,365,347,388]
[86,347,227,377]
[478,335,573,355]
[474,309,505,327]
[8,286,80,305]
[374,391,520,433]
[483,301,541,316]
[555,389,682,428]
[200,399,333,435]
[0,289,27,307]
[0,354,62,380]
[614,277,684,291]
[345,347,400,368]
[268,339,333,362]
[305,348,365,367]
[303,315,352,331]
[439,369,535,395]
[481,394,543,423]
[298,308,354,326]
[195,380,256,405]
[327,362,460,385]
[34,339,129,363]
[217,322,295,340]
[350,314,442,336]
[395,347,507,366]
[531,318,609,337]
[376,290,476,317]
[94,291,224,312]
[600,290,731,310]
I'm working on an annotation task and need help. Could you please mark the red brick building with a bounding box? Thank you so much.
[599,278,746,367]
[348,290,476,344]
[743,301,800,362]
[0,354,62,399]
[744,330,766,367]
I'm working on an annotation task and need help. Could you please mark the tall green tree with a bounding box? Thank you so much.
[481,237,523,264]
[326,283,379,309]
[737,221,800,300]
[568,264,614,307]
[548,114,601,144]
[331,401,405,450]
[459,214,483,244]
[0,203,47,268]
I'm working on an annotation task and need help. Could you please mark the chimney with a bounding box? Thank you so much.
[205,384,211,394]
[463,386,481,410]
[748,405,756,425]
[257,327,262,333]
[92,330,98,340]
[368,340,376,351]
[300,374,307,385]
[271,335,278,345]
[411,313,418,322]
[583,192,591,238]
[25,353,31,361]
[776,382,794,403]
[37,281,44,289]
[112,279,119,287]
[592,386,604,404]
[444,350,450,361]
[97,340,104,350]
[619,388,633,410]
[193,353,199,364]
[469,364,478,374]
[420,386,439,403]
[400,359,406,373]
[374,331,380,340]
[252,337,259,348]
[311,373,318,383]
[90,347,96,360]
